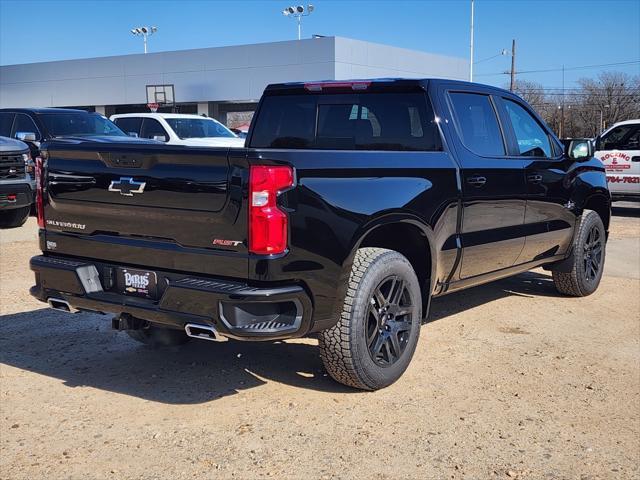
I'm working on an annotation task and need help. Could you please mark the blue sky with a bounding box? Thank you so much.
[1,0,638,89]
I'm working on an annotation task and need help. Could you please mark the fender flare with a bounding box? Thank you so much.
[332,211,438,321]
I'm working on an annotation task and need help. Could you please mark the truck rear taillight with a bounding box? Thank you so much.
[35,156,45,228]
[248,165,294,255]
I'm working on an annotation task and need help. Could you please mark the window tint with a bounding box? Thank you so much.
[504,99,551,157]
[165,118,236,139]
[11,114,40,140]
[449,92,505,156]
[0,112,14,137]
[250,96,317,149]
[250,92,441,151]
[140,118,168,140]
[601,124,640,151]
[114,117,143,137]
[38,113,125,137]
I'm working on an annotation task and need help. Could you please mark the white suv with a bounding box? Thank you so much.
[594,119,640,202]
[110,113,245,148]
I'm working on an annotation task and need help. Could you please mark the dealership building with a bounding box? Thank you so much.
[0,36,468,126]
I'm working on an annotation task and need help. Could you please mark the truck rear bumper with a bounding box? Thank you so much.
[30,255,313,341]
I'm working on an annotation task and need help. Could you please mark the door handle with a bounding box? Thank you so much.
[631,156,640,162]
[466,175,487,187]
[527,174,543,184]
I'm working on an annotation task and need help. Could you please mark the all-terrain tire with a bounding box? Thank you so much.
[0,206,30,229]
[318,248,422,390]
[552,209,606,297]
[126,325,191,347]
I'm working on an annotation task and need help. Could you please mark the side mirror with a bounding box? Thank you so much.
[567,139,593,160]
[127,132,139,138]
[153,135,167,142]
[16,131,37,142]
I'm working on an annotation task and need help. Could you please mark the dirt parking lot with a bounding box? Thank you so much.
[1,207,639,480]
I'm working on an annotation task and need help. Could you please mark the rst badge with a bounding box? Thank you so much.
[108,177,146,196]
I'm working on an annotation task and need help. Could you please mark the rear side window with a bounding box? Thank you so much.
[0,112,14,137]
[250,92,441,151]
[449,92,505,156]
[114,117,142,137]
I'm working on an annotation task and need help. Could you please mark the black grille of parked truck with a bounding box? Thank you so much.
[29,79,611,390]
[0,136,33,228]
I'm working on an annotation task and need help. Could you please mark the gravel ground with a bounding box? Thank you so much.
[1,209,639,480]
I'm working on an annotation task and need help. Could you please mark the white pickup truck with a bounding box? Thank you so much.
[594,119,640,202]
[110,113,245,148]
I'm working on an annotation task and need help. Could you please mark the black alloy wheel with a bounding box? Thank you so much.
[583,224,603,282]
[366,276,414,367]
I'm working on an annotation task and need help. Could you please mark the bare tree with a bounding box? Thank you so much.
[574,72,640,136]
[503,72,640,138]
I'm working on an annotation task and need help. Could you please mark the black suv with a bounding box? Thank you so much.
[29,79,610,390]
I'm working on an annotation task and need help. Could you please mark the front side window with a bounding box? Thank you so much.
[250,92,441,151]
[11,114,40,140]
[38,113,125,138]
[140,118,168,140]
[449,92,505,156]
[504,99,552,157]
[0,113,15,137]
[600,124,640,151]
[114,117,143,137]
[165,118,237,139]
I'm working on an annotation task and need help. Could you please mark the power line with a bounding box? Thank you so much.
[476,60,640,77]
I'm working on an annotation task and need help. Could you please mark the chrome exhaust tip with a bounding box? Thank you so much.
[184,323,227,342]
[47,297,78,314]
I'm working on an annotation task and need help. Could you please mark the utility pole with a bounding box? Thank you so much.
[469,0,475,82]
[509,39,516,92]
[560,64,565,138]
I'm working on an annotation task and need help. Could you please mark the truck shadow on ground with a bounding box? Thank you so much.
[0,271,559,404]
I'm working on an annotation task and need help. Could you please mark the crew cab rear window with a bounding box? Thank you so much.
[249,93,441,151]
[449,92,505,156]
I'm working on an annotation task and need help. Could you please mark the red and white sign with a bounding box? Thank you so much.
[147,102,160,113]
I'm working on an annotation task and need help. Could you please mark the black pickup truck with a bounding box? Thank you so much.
[30,79,610,390]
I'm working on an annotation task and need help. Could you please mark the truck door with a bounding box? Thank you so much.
[496,95,575,263]
[444,88,527,279]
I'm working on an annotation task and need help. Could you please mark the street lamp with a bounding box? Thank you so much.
[282,4,314,40]
[131,26,158,54]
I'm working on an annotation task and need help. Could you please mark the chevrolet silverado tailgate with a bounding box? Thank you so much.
[41,141,249,277]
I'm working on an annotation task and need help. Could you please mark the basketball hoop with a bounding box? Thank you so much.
[147,102,160,113]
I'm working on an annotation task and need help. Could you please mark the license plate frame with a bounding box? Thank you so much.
[116,267,158,299]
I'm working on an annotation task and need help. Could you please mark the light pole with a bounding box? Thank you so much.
[469,0,474,82]
[131,26,158,54]
[282,5,314,40]
[600,104,610,132]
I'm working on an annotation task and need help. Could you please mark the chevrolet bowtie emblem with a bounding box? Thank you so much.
[108,177,146,196]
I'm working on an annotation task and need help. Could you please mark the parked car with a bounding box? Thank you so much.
[593,119,640,202]
[110,113,245,147]
[29,78,610,390]
[0,108,153,159]
[0,136,33,228]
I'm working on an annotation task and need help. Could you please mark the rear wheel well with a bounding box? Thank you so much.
[359,223,432,315]
[583,194,611,232]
